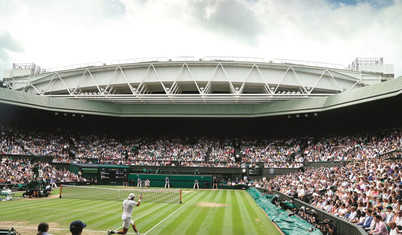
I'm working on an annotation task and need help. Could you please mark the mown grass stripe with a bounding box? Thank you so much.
[76,202,124,229]
[168,190,217,235]
[143,192,203,235]
[107,201,173,231]
[44,200,118,228]
[0,198,72,213]
[231,190,245,235]
[236,190,262,234]
[184,190,220,235]
[44,201,118,229]
[209,190,228,235]
[193,190,223,235]
[0,188,284,235]
[150,191,210,235]
[244,191,283,235]
[0,198,105,223]
[137,192,200,231]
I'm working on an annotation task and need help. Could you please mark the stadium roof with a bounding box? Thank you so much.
[2,58,394,105]
[0,75,401,118]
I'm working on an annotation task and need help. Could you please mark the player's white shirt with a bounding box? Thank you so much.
[122,199,137,219]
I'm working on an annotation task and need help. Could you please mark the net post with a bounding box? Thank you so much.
[59,184,62,198]
[180,190,182,204]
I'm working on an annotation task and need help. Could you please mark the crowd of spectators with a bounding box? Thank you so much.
[1,126,401,169]
[0,127,69,157]
[295,129,401,162]
[0,157,87,185]
[258,154,402,233]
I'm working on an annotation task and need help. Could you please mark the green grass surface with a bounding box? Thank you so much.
[0,187,281,235]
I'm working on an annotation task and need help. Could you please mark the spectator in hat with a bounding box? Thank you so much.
[70,220,86,235]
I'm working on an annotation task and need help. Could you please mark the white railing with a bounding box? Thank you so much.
[272,58,345,69]
[46,62,105,72]
[30,57,347,74]
[111,57,170,64]
[203,56,267,62]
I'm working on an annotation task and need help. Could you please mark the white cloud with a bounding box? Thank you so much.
[0,31,24,80]
[0,0,401,80]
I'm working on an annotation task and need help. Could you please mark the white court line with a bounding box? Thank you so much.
[5,225,141,234]
[113,193,195,231]
[113,202,171,231]
[143,193,202,235]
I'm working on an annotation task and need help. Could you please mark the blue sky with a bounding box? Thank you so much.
[1,0,401,80]
[329,0,393,8]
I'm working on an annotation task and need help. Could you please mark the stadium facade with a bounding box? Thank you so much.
[0,57,400,118]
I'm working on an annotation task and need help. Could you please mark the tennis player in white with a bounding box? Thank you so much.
[108,192,142,235]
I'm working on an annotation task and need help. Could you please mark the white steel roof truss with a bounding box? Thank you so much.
[22,82,30,93]
[150,64,175,103]
[103,67,120,95]
[184,63,202,94]
[28,82,42,95]
[220,63,237,94]
[86,70,102,94]
[44,73,72,96]
[273,66,292,94]
[263,85,271,94]
[170,82,179,94]
[118,67,136,95]
[107,66,145,103]
[348,80,361,91]
[72,70,90,95]
[309,69,327,94]
[239,65,255,94]
[204,63,236,94]
[203,64,219,94]
[169,64,184,95]
[150,64,168,94]
[326,70,343,93]
[327,69,360,82]
[239,64,273,95]
[137,64,154,95]
[41,74,56,95]
[289,66,308,94]
[171,63,197,95]
[183,63,206,103]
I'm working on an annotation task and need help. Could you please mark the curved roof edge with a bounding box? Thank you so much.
[0,76,401,118]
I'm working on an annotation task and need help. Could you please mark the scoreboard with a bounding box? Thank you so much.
[248,167,262,176]
[98,165,129,184]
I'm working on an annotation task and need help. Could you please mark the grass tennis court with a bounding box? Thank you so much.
[0,187,281,235]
